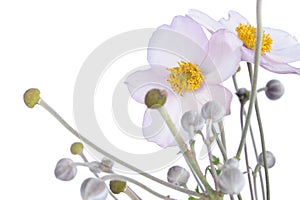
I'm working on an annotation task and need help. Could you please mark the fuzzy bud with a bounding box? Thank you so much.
[201,101,225,122]
[23,88,40,108]
[99,157,114,173]
[144,89,167,109]
[70,142,84,155]
[89,161,102,174]
[258,151,276,168]
[181,111,204,137]
[54,158,77,181]
[109,180,127,194]
[224,158,239,169]
[81,178,108,200]
[236,88,250,105]
[218,167,245,195]
[265,79,284,100]
[167,166,190,186]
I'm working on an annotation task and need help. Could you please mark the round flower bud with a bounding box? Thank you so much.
[89,161,102,174]
[70,142,84,155]
[109,180,127,194]
[23,88,40,108]
[201,101,225,122]
[258,151,276,168]
[224,158,239,169]
[181,111,204,135]
[235,88,250,104]
[144,89,167,109]
[54,158,77,181]
[167,166,190,186]
[81,178,108,200]
[265,79,284,100]
[99,157,114,173]
[218,167,245,195]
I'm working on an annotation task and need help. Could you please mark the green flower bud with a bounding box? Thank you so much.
[144,89,167,109]
[265,79,284,100]
[109,180,127,194]
[23,88,40,108]
[70,142,84,155]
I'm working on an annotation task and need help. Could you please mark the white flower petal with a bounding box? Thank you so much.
[201,29,242,84]
[219,10,248,33]
[188,9,224,32]
[265,27,300,62]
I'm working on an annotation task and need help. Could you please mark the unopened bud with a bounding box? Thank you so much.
[224,158,239,169]
[181,111,204,139]
[99,157,114,173]
[81,178,108,200]
[54,158,77,181]
[70,142,84,155]
[236,88,250,104]
[167,166,190,186]
[201,101,225,122]
[218,167,245,195]
[144,89,167,109]
[265,79,284,100]
[89,161,102,174]
[23,88,40,108]
[258,151,276,168]
[109,180,127,194]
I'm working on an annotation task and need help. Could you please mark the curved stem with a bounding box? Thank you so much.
[101,174,178,200]
[236,0,263,160]
[240,104,254,200]
[158,107,214,195]
[38,99,201,198]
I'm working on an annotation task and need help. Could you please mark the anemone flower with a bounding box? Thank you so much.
[125,15,241,148]
[188,9,300,75]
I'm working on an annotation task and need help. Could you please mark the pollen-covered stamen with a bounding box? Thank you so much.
[235,23,272,55]
[167,61,204,96]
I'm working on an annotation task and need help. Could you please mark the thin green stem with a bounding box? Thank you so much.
[38,99,201,198]
[211,125,227,161]
[240,104,254,200]
[218,121,227,152]
[235,0,263,159]
[101,174,177,200]
[158,107,214,195]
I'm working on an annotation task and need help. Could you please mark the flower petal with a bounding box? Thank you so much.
[148,16,208,72]
[219,11,248,33]
[201,29,242,84]
[241,47,300,75]
[193,84,233,115]
[124,68,169,104]
[264,27,300,62]
[188,9,224,32]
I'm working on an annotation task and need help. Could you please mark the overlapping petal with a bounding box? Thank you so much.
[188,9,300,75]
[125,15,237,147]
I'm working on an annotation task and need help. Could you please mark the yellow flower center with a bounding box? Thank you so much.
[167,61,204,96]
[235,23,273,55]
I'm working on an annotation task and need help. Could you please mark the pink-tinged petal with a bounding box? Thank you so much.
[264,27,300,62]
[124,68,169,104]
[219,11,248,33]
[193,84,233,115]
[188,9,224,32]
[241,48,300,75]
[148,16,208,71]
[201,29,242,84]
[142,90,201,148]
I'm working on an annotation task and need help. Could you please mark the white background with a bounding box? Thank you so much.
[1,0,300,199]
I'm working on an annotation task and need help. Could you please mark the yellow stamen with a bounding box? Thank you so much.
[236,23,272,55]
[167,61,204,96]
